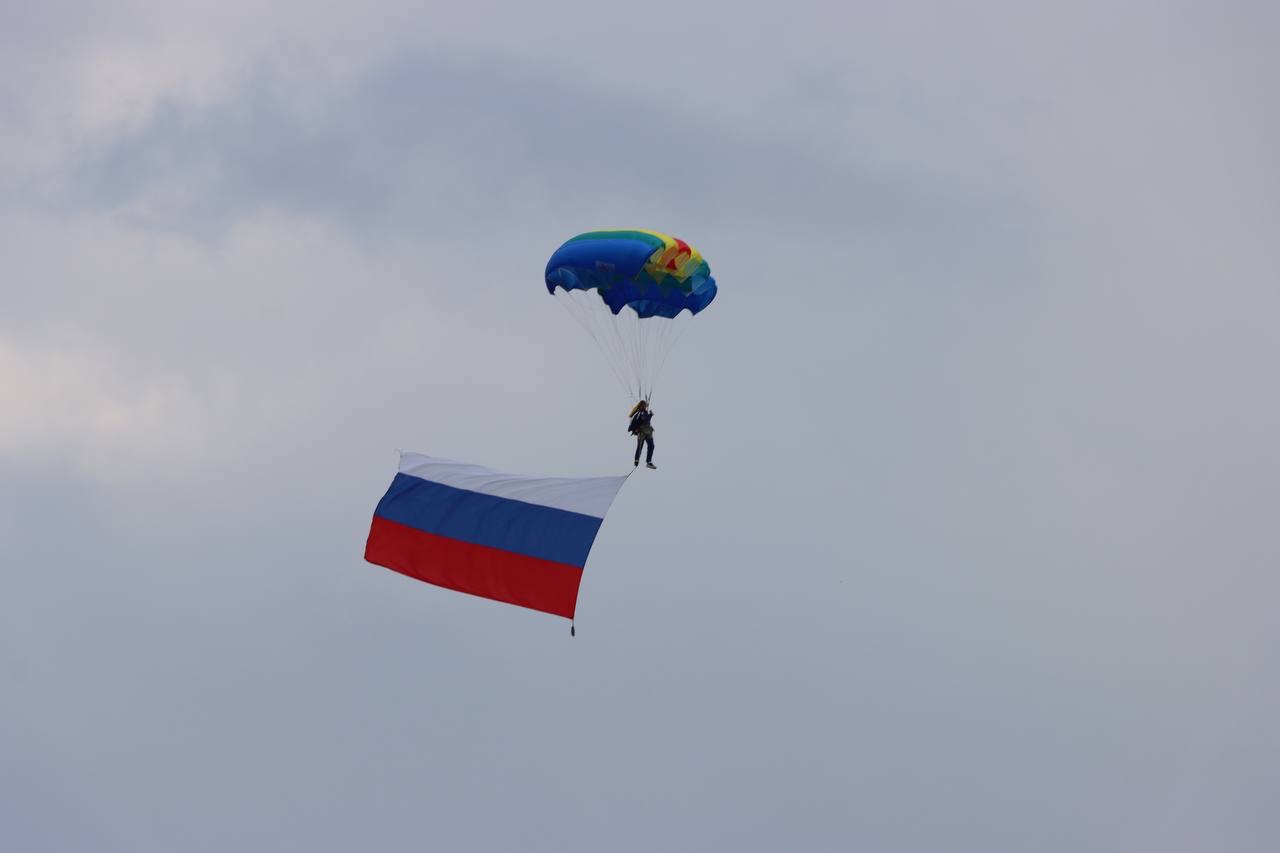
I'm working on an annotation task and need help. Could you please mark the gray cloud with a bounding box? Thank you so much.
[3,4,1279,852]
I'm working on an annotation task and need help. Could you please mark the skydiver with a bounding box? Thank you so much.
[628,400,656,469]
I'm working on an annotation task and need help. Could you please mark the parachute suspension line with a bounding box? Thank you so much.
[624,310,684,404]
[609,301,643,400]
[634,312,652,401]
[619,307,643,399]
[608,304,640,400]
[554,291,634,399]
[648,318,688,404]
[640,314,659,402]
[586,295,632,394]
[552,287,692,404]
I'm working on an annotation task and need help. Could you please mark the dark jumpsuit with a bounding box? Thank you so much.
[630,409,654,464]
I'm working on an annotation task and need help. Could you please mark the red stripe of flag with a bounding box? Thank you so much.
[364,515,584,618]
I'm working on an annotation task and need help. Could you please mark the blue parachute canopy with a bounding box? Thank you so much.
[545,229,717,319]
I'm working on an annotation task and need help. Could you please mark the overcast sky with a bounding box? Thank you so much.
[3,2,1278,851]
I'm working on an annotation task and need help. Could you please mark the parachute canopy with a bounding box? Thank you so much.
[545,230,717,318]
[546,229,717,400]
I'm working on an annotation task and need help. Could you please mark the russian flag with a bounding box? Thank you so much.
[364,452,628,619]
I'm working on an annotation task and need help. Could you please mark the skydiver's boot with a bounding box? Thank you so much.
[646,462,657,469]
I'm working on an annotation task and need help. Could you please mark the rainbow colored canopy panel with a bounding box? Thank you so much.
[545,229,718,319]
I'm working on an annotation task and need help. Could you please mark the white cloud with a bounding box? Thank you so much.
[2,4,1279,851]
[0,339,213,475]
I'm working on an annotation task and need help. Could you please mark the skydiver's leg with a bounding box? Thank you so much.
[634,436,643,466]
[645,436,654,463]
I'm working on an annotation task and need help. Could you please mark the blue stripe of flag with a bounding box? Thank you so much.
[372,473,605,568]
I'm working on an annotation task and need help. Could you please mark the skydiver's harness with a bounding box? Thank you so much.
[628,410,653,436]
